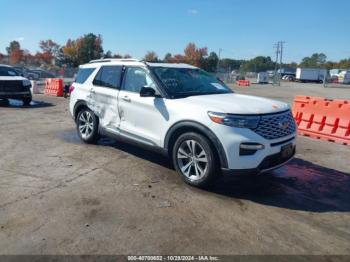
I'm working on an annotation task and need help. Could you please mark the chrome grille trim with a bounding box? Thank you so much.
[252,110,296,140]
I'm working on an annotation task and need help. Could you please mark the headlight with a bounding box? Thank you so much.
[208,111,260,128]
[22,79,32,87]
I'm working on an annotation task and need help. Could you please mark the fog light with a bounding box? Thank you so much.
[240,143,265,155]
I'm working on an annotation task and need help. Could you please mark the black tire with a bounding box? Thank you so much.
[23,97,32,106]
[172,132,219,188]
[76,108,99,144]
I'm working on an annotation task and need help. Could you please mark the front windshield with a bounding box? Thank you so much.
[0,66,19,77]
[151,67,232,98]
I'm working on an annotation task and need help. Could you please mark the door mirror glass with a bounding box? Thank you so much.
[140,86,156,97]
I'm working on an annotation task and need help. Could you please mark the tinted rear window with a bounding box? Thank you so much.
[75,68,96,84]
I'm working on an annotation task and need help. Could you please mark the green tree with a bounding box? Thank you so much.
[164,53,172,62]
[201,52,219,72]
[104,50,113,58]
[240,56,275,73]
[144,51,159,62]
[78,33,104,64]
[299,53,327,68]
[113,53,123,58]
[219,58,244,72]
[63,33,104,67]
[337,58,350,69]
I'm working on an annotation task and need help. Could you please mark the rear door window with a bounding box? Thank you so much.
[93,66,122,89]
[75,68,96,84]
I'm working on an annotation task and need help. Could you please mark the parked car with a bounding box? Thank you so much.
[69,59,297,187]
[278,68,296,77]
[31,69,56,79]
[26,70,40,80]
[285,75,295,81]
[12,66,40,80]
[0,64,32,105]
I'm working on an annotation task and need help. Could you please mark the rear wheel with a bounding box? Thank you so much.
[76,108,99,144]
[23,97,32,106]
[172,132,219,188]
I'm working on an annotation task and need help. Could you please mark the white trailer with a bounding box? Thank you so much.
[296,68,327,83]
[257,72,269,84]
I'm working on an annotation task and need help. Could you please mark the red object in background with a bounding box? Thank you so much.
[293,96,350,146]
[44,78,64,97]
[237,80,250,87]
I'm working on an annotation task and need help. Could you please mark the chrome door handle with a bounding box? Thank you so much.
[122,96,131,102]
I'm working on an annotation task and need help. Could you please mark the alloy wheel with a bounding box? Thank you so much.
[177,140,208,181]
[78,111,94,139]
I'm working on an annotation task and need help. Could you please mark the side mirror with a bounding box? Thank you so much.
[140,86,156,97]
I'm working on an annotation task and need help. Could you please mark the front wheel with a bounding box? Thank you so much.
[76,108,99,144]
[172,132,219,188]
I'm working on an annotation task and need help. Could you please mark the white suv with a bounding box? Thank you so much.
[69,59,296,187]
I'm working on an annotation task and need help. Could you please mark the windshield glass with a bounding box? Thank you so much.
[0,66,19,77]
[151,67,232,98]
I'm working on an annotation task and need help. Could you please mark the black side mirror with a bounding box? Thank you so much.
[140,86,156,97]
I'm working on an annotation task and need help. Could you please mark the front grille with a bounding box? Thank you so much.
[0,80,24,92]
[252,110,296,140]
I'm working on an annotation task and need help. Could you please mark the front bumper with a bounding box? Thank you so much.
[0,91,32,100]
[221,145,296,175]
[209,120,297,171]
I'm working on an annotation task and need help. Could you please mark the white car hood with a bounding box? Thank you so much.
[182,93,290,114]
[0,76,27,81]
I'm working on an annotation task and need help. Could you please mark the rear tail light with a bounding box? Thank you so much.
[69,85,75,93]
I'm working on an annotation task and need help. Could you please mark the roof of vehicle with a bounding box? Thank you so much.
[81,58,145,68]
[80,59,198,69]
[0,64,13,68]
[147,62,198,69]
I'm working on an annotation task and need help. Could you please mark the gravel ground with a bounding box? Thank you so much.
[0,82,349,255]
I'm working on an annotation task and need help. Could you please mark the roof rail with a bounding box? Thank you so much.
[89,58,139,64]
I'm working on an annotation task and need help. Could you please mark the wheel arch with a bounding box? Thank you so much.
[164,120,228,169]
[73,100,90,120]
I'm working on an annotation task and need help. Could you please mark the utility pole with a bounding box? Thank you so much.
[279,41,286,75]
[216,48,222,74]
[273,42,280,85]
[273,41,286,86]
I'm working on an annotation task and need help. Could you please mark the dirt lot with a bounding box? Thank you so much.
[0,82,349,255]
